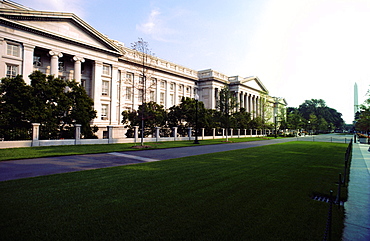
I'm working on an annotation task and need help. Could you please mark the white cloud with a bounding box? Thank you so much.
[136,7,182,42]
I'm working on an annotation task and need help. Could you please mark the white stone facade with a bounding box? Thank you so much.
[0,1,287,138]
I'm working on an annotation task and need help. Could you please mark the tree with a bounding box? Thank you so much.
[0,71,97,140]
[216,86,238,141]
[168,97,207,136]
[0,75,33,140]
[130,38,156,145]
[122,101,167,138]
[286,107,303,131]
[355,89,370,133]
[298,99,344,131]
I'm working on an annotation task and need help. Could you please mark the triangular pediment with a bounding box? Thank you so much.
[21,19,110,48]
[241,76,268,93]
[0,9,122,55]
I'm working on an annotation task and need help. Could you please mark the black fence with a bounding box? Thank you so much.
[39,125,75,140]
[0,127,32,141]
[322,139,352,241]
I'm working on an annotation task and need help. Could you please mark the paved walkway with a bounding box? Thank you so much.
[343,143,370,241]
[0,138,295,182]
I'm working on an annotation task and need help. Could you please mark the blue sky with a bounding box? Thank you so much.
[16,0,370,123]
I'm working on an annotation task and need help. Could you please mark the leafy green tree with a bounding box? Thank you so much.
[286,107,303,130]
[298,99,344,131]
[167,97,207,136]
[66,80,98,138]
[122,101,167,138]
[0,75,33,140]
[216,86,238,140]
[232,108,251,130]
[355,89,370,133]
[0,71,97,140]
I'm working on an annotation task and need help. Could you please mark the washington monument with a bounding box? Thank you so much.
[354,82,359,117]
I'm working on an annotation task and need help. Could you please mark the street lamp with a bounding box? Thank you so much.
[193,94,200,144]
[274,114,277,138]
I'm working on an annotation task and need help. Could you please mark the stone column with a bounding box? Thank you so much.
[250,129,252,136]
[49,50,63,77]
[165,81,169,109]
[230,128,233,138]
[108,126,114,144]
[31,123,40,147]
[23,43,35,85]
[75,124,81,145]
[173,83,178,106]
[173,127,178,141]
[201,128,205,140]
[212,128,216,139]
[92,61,102,121]
[188,127,192,140]
[73,56,85,83]
[222,128,225,138]
[238,129,240,138]
[244,129,247,137]
[155,127,160,142]
[110,66,119,125]
[134,126,139,143]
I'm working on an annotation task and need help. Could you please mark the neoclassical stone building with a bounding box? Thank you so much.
[0,0,287,138]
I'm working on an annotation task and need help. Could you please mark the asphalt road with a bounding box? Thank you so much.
[0,138,296,182]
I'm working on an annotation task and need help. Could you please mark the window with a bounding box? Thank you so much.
[58,59,64,71]
[126,87,132,100]
[151,78,156,86]
[7,43,20,57]
[179,85,183,91]
[103,64,111,76]
[150,91,155,102]
[33,55,42,67]
[102,81,109,96]
[139,76,144,84]
[160,92,165,105]
[126,73,133,82]
[138,89,143,103]
[186,87,190,93]
[160,81,165,89]
[170,83,174,90]
[170,94,174,106]
[6,65,18,78]
[101,104,108,120]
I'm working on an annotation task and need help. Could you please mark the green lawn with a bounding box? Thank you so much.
[0,142,347,240]
[0,136,273,161]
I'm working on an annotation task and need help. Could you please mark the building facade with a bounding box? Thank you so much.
[0,0,286,138]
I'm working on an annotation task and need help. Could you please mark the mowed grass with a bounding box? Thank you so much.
[0,137,273,161]
[0,142,346,240]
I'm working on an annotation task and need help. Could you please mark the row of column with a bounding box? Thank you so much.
[238,92,263,118]
[48,50,85,82]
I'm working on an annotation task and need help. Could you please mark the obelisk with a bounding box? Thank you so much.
[354,83,359,116]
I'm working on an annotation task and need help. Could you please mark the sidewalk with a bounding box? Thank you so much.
[342,143,370,241]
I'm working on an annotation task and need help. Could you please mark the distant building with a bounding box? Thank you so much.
[0,0,287,138]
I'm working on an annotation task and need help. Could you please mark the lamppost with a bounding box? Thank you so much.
[193,94,200,144]
[274,114,277,138]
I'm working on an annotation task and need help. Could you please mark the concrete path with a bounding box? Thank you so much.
[342,143,370,241]
[0,138,295,182]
